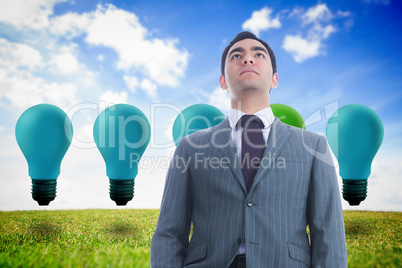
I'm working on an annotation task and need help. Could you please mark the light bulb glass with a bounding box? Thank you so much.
[326,104,384,205]
[270,103,306,129]
[93,104,151,206]
[172,104,225,145]
[15,104,73,206]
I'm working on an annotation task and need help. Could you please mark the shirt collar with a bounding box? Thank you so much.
[228,106,275,129]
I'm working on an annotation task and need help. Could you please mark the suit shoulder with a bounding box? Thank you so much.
[282,124,330,157]
[280,121,326,145]
[182,126,213,144]
[182,117,229,142]
[292,126,323,139]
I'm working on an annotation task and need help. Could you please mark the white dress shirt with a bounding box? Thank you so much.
[227,106,276,255]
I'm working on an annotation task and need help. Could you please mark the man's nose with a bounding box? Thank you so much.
[243,54,254,64]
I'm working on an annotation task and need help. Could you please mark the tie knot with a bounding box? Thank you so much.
[238,115,264,129]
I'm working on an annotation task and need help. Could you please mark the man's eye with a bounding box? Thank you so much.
[232,54,241,59]
[256,53,265,58]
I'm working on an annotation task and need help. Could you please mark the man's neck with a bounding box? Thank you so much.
[231,97,270,114]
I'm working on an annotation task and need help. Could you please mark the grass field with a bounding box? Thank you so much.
[0,210,401,267]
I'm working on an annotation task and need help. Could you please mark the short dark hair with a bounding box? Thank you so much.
[220,31,277,76]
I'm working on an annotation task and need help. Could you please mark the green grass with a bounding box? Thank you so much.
[0,209,159,268]
[0,210,401,267]
[344,211,402,268]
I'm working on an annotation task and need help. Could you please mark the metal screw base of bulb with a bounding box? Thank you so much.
[109,179,134,206]
[342,179,367,206]
[31,179,57,206]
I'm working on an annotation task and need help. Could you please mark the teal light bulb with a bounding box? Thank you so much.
[15,104,73,206]
[271,103,306,129]
[172,103,225,145]
[326,104,384,206]
[172,104,225,146]
[93,104,151,206]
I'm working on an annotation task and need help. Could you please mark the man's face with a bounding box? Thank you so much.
[220,38,278,99]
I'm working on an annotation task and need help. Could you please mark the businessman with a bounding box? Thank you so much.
[151,31,347,268]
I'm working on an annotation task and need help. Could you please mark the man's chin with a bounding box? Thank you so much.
[238,80,263,91]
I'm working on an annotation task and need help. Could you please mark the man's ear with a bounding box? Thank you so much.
[271,73,279,89]
[219,75,228,90]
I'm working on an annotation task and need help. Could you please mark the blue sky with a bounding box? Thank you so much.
[0,0,401,211]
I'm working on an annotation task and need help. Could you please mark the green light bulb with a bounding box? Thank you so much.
[271,103,306,129]
[172,104,225,145]
[326,104,384,206]
[15,104,73,206]
[93,104,151,206]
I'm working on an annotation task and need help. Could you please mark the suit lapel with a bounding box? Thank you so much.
[250,118,294,192]
[208,117,294,194]
[210,118,247,193]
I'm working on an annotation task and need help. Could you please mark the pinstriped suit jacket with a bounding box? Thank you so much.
[151,117,347,268]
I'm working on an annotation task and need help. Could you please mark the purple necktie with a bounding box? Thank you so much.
[238,115,265,192]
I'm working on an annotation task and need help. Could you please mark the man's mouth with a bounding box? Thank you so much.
[240,68,258,75]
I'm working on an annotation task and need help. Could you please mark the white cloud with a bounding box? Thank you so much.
[0,0,66,30]
[1,3,190,99]
[282,3,343,63]
[282,35,321,63]
[71,120,96,149]
[302,3,332,25]
[363,151,402,209]
[163,115,177,142]
[0,2,190,126]
[337,10,352,17]
[308,24,336,40]
[46,4,189,95]
[0,38,43,71]
[140,79,157,99]
[207,87,231,114]
[3,3,189,91]
[0,71,78,110]
[289,7,304,18]
[83,4,189,88]
[50,46,80,74]
[49,11,91,38]
[0,39,78,110]
[98,90,128,107]
[123,75,139,92]
[242,7,281,36]
[386,191,402,204]
[82,70,96,87]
